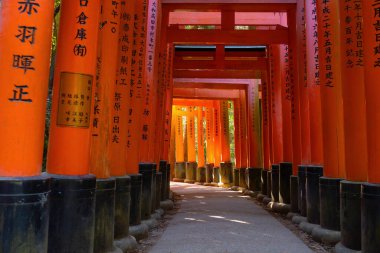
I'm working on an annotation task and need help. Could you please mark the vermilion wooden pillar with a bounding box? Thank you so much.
[247,79,263,168]
[205,107,215,165]
[288,6,302,174]
[220,101,231,163]
[297,0,311,166]
[109,0,135,177]
[46,0,101,251]
[197,107,206,168]
[213,101,222,168]
[239,90,249,169]
[140,0,160,163]
[0,0,53,177]
[261,74,271,170]
[269,45,284,165]
[174,107,185,163]
[0,0,54,251]
[186,106,196,163]
[337,1,367,251]
[316,0,345,178]
[305,0,323,166]
[125,0,149,173]
[233,99,242,169]
[162,44,174,162]
[361,2,380,251]
[90,0,121,179]
[47,0,100,176]
[89,1,121,251]
[363,0,380,184]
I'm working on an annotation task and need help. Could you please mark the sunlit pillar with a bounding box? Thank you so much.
[220,100,233,186]
[361,1,380,252]
[0,0,54,251]
[213,101,222,184]
[185,106,197,184]
[173,106,185,182]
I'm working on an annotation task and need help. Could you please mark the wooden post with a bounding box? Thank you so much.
[186,106,196,162]
[233,99,242,169]
[0,0,54,176]
[305,0,323,166]
[213,101,222,168]
[47,0,101,176]
[205,107,215,165]
[0,0,54,251]
[220,100,231,162]
[197,107,206,168]
[239,90,249,169]
[109,0,135,177]
[316,0,345,178]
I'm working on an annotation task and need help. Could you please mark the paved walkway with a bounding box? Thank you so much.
[149,182,314,253]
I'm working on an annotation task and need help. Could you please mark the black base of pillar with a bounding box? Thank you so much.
[48,174,96,253]
[261,170,268,195]
[174,162,186,182]
[139,163,154,220]
[212,167,220,183]
[129,174,142,226]
[165,163,171,199]
[320,177,341,231]
[151,167,157,214]
[271,165,279,202]
[279,162,292,204]
[233,168,239,187]
[155,172,162,210]
[290,175,299,213]
[94,178,119,253]
[247,168,262,192]
[340,180,362,251]
[361,183,380,253]
[205,163,214,184]
[220,162,233,185]
[114,176,133,252]
[306,165,323,224]
[298,165,307,217]
[267,170,272,198]
[238,168,247,188]
[196,167,206,184]
[0,175,50,253]
[185,162,197,184]
[159,161,168,201]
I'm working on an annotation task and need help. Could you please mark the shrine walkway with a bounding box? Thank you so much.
[149,183,313,253]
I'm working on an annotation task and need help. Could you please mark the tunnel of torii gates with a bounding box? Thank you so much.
[1,0,380,252]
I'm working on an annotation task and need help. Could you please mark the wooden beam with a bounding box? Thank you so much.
[162,3,297,12]
[174,69,263,78]
[173,99,215,107]
[174,58,267,70]
[174,82,247,90]
[175,50,266,58]
[167,27,288,45]
[173,88,240,99]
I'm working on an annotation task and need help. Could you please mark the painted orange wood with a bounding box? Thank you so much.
[233,99,242,169]
[316,0,345,178]
[247,80,262,167]
[239,90,249,168]
[47,0,101,175]
[269,45,284,164]
[89,0,121,179]
[363,0,380,183]
[305,0,323,166]
[140,0,160,162]
[125,0,149,173]
[109,0,135,177]
[213,101,222,167]
[205,107,215,165]
[338,0,367,182]
[173,106,185,162]
[0,0,54,176]
[261,74,271,170]
[220,100,231,162]
[186,106,196,162]
[197,107,206,167]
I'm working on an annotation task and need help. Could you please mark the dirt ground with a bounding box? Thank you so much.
[130,191,334,253]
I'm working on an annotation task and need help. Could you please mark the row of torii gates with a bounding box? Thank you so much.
[1,0,380,253]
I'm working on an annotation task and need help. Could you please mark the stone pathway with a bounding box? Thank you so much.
[148,182,314,253]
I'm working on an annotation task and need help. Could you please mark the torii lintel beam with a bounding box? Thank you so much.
[162,2,296,12]
[174,58,267,70]
[173,99,215,107]
[173,88,240,99]
[174,82,247,90]
[167,28,288,45]
[174,69,263,79]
